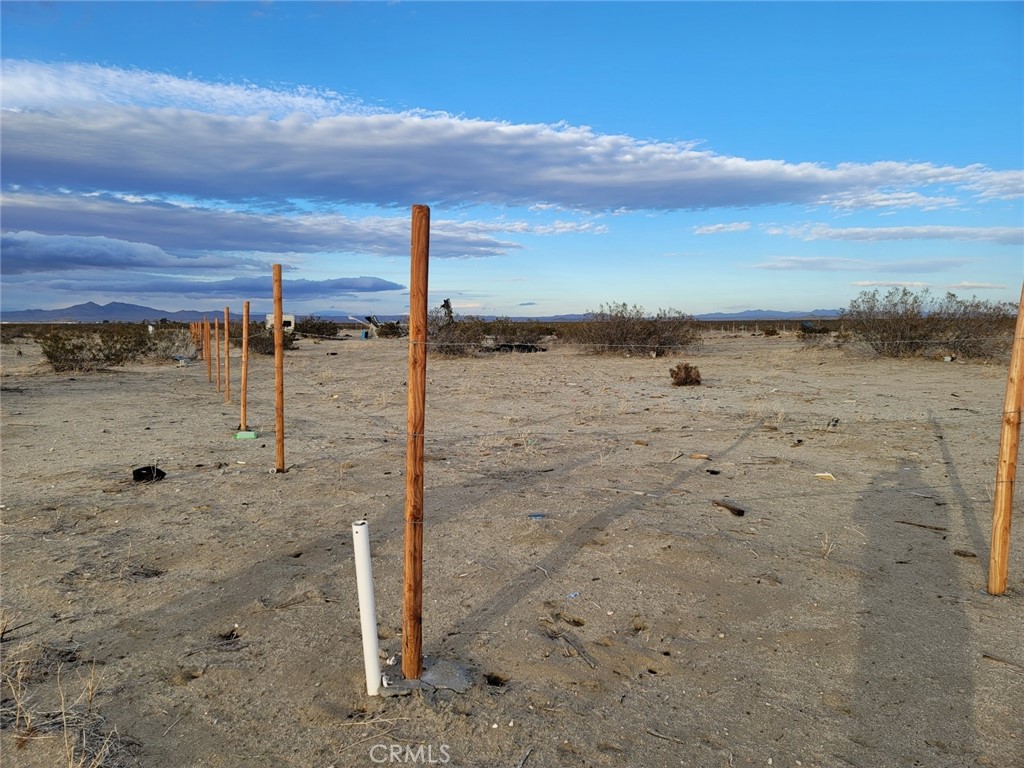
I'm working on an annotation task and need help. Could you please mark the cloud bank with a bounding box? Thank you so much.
[1,61,1020,311]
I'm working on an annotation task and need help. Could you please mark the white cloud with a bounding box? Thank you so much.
[768,224,1023,245]
[0,60,371,119]
[693,222,751,235]
[850,281,932,289]
[947,281,1007,291]
[2,61,1020,214]
[757,256,965,273]
[0,192,524,263]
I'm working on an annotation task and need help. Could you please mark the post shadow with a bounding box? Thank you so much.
[846,463,976,765]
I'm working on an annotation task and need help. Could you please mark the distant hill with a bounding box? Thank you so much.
[695,309,840,321]
[1,301,841,324]
[1,302,235,323]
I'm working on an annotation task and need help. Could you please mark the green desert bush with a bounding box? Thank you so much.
[567,302,701,357]
[39,324,153,372]
[840,288,1014,359]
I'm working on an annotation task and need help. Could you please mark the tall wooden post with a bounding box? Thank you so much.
[214,317,222,393]
[223,306,231,404]
[240,301,250,431]
[205,316,212,382]
[403,205,429,680]
[988,281,1024,595]
[273,265,286,473]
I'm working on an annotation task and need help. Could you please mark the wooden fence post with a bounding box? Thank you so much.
[403,204,429,680]
[214,317,221,393]
[988,281,1024,595]
[223,306,231,404]
[273,265,286,473]
[205,316,212,383]
[240,301,250,431]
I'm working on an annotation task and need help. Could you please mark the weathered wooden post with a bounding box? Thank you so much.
[223,306,231,404]
[205,316,212,383]
[240,301,250,431]
[273,265,286,473]
[403,204,429,680]
[214,317,222,393]
[988,281,1024,595]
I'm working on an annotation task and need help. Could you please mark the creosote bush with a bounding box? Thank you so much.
[374,320,407,338]
[39,324,153,372]
[294,315,340,338]
[839,288,1015,359]
[427,308,487,356]
[565,302,701,357]
[246,322,297,355]
[669,362,702,386]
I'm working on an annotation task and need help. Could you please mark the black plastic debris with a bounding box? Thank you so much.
[133,466,166,483]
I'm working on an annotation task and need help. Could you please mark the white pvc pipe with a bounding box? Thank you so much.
[352,520,382,695]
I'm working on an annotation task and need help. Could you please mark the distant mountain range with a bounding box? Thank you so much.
[0,301,841,324]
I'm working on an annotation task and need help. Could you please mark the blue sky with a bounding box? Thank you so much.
[2,1,1021,318]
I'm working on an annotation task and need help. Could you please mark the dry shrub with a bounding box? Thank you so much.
[486,317,547,345]
[246,322,297,355]
[38,325,153,372]
[147,328,197,360]
[374,320,407,338]
[428,308,487,356]
[294,315,339,338]
[565,302,701,357]
[669,362,702,386]
[840,288,1015,359]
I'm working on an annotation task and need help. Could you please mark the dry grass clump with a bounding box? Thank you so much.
[1,635,139,767]
[669,362,702,386]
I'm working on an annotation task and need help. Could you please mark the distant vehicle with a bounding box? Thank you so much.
[800,320,830,334]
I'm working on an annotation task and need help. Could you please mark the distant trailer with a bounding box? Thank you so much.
[265,313,296,333]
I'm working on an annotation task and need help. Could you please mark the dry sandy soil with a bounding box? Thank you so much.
[1,331,1022,768]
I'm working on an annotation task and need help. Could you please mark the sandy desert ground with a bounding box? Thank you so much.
[1,330,1022,768]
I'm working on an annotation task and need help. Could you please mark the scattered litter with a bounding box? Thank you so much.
[953,549,977,558]
[235,431,258,439]
[814,472,836,481]
[132,465,165,483]
[706,469,721,475]
[566,592,580,599]
[712,499,746,517]
[527,513,546,520]
[826,417,840,430]
[689,453,711,460]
